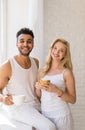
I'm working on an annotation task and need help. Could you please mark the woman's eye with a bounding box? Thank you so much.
[60,50,63,52]
[60,49,65,52]
[54,47,57,50]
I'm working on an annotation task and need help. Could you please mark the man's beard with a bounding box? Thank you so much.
[19,50,32,56]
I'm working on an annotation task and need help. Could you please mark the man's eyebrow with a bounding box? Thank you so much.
[19,38,32,40]
[18,38,24,41]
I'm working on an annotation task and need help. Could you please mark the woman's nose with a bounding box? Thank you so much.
[55,50,59,54]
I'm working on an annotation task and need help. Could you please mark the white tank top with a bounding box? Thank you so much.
[4,57,40,109]
[41,70,70,115]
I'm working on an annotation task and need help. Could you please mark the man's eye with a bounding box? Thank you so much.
[19,41,24,43]
[18,40,33,44]
[27,40,32,43]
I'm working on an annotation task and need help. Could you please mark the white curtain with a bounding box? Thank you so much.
[0,0,7,65]
[28,0,44,67]
[0,0,44,67]
[28,0,38,29]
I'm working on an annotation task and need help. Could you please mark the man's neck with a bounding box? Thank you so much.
[14,55,31,69]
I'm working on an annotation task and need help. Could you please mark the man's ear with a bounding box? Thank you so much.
[32,42,34,48]
[16,43,18,47]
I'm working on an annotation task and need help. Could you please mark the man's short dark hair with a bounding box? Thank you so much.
[16,27,34,39]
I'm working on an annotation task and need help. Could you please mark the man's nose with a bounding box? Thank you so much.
[23,42,28,46]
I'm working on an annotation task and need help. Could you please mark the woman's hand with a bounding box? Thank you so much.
[41,83,58,93]
[41,83,63,97]
[35,81,58,93]
[36,82,63,97]
[35,82,43,90]
[35,82,42,99]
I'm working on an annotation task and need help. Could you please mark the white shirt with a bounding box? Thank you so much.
[41,71,70,116]
[3,57,40,110]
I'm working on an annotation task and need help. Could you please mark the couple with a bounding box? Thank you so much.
[0,27,76,130]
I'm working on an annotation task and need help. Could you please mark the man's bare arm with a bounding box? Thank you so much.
[0,60,11,91]
[0,61,13,105]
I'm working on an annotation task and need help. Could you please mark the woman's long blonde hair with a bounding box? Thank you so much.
[40,38,73,78]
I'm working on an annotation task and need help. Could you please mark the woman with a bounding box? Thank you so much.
[35,38,76,130]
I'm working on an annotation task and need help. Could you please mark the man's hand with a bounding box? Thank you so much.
[3,94,14,105]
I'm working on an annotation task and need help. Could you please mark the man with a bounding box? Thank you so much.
[0,28,56,130]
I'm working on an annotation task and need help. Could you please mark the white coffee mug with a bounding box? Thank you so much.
[12,95,25,106]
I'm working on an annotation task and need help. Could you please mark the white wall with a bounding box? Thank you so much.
[44,0,85,130]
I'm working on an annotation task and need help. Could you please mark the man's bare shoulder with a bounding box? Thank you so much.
[0,60,12,89]
[0,60,12,78]
[0,60,11,69]
[33,57,39,68]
